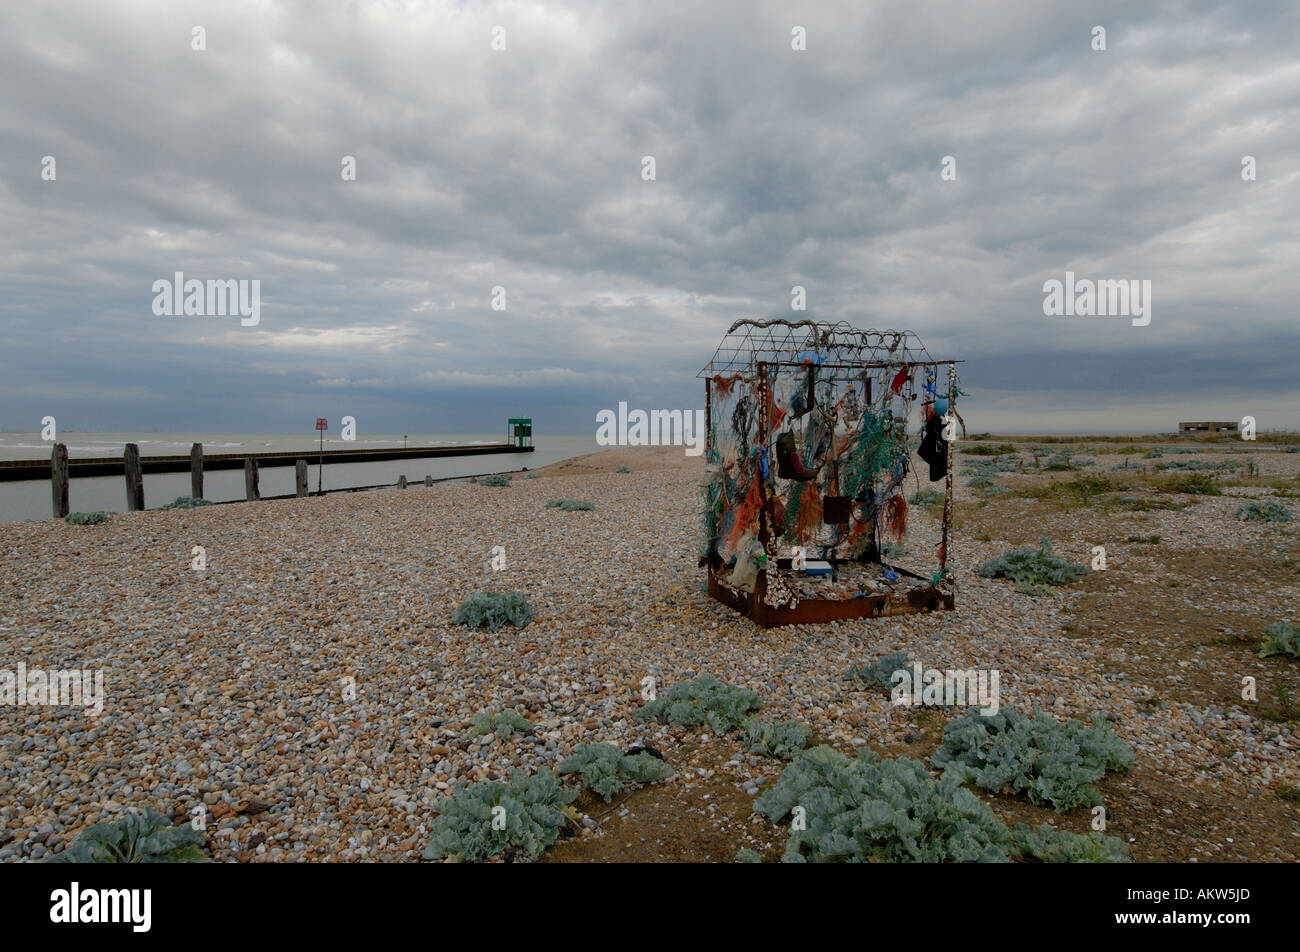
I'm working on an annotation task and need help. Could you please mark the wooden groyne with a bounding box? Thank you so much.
[0,442,532,482]
[23,441,534,518]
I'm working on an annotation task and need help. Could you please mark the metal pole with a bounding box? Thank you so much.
[318,429,323,494]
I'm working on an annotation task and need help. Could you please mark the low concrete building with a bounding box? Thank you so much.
[1178,421,1238,434]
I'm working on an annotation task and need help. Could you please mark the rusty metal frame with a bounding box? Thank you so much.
[700,319,959,627]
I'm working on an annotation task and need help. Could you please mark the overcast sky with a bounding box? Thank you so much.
[1,0,1296,437]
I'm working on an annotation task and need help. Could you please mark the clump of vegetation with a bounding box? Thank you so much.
[845,651,910,692]
[1258,621,1300,659]
[47,807,207,863]
[963,457,1019,476]
[546,498,595,511]
[963,443,1017,456]
[451,591,534,631]
[524,472,541,479]
[1112,494,1194,512]
[159,496,213,509]
[741,717,811,760]
[1161,472,1221,496]
[736,847,762,863]
[977,539,1089,595]
[1236,500,1293,523]
[556,743,673,801]
[1124,534,1161,544]
[1023,474,1114,507]
[1159,459,1234,472]
[635,674,763,734]
[931,707,1134,811]
[64,511,109,525]
[909,488,943,506]
[1144,448,1164,459]
[1042,450,1087,471]
[478,474,512,487]
[469,709,532,740]
[615,466,632,473]
[754,746,1128,863]
[421,768,576,862]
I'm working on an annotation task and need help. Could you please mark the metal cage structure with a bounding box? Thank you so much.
[698,319,962,626]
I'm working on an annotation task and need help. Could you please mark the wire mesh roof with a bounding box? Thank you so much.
[698,319,957,377]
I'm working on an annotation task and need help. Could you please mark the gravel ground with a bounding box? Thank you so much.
[1,444,1296,862]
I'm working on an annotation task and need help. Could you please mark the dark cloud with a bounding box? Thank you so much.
[0,0,1296,436]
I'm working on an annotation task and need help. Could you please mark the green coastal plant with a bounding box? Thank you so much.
[159,496,213,509]
[635,674,763,734]
[909,488,943,506]
[735,847,762,863]
[930,707,1134,811]
[1258,621,1300,659]
[469,709,532,740]
[845,651,910,692]
[524,472,541,479]
[741,718,811,760]
[977,539,1089,595]
[546,498,595,511]
[1162,472,1221,495]
[422,768,576,862]
[46,807,207,863]
[556,743,673,801]
[451,591,534,631]
[64,511,109,525]
[478,474,512,487]
[754,745,1128,863]
[615,466,632,473]
[1236,500,1293,523]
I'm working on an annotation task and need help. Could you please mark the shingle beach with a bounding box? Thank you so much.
[2,445,1297,862]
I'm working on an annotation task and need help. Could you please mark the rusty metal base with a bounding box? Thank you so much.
[707,567,954,628]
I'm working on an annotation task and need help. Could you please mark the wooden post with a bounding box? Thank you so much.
[424,475,432,487]
[190,443,203,499]
[51,442,69,518]
[244,458,260,500]
[398,474,407,489]
[123,443,144,511]
[295,460,308,497]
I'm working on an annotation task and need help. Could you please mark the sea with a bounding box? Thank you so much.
[0,432,603,524]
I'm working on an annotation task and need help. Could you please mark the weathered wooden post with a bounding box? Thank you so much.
[123,443,144,511]
[398,474,407,489]
[424,475,432,487]
[244,458,260,500]
[190,443,203,499]
[295,460,309,498]
[51,442,70,518]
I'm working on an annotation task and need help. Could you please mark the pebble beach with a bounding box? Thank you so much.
[1,445,1297,862]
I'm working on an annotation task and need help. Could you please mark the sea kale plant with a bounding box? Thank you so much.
[422,768,576,862]
[635,674,763,735]
[1258,621,1300,659]
[478,474,512,487]
[159,496,213,509]
[844,651,910,693]
[469,709,532,740]
[556,743,673,801]
[451,591,534,631]
[47,807,207,863]
[931,707,1134,811]
[546,498,595,511]
[1236,500,1293,523]
[754,745,1128,863]
[64,511,109,525]
[741,718,811,760]
[977,539,1089,596]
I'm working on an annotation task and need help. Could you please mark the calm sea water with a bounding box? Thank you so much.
[0,432,602,523]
